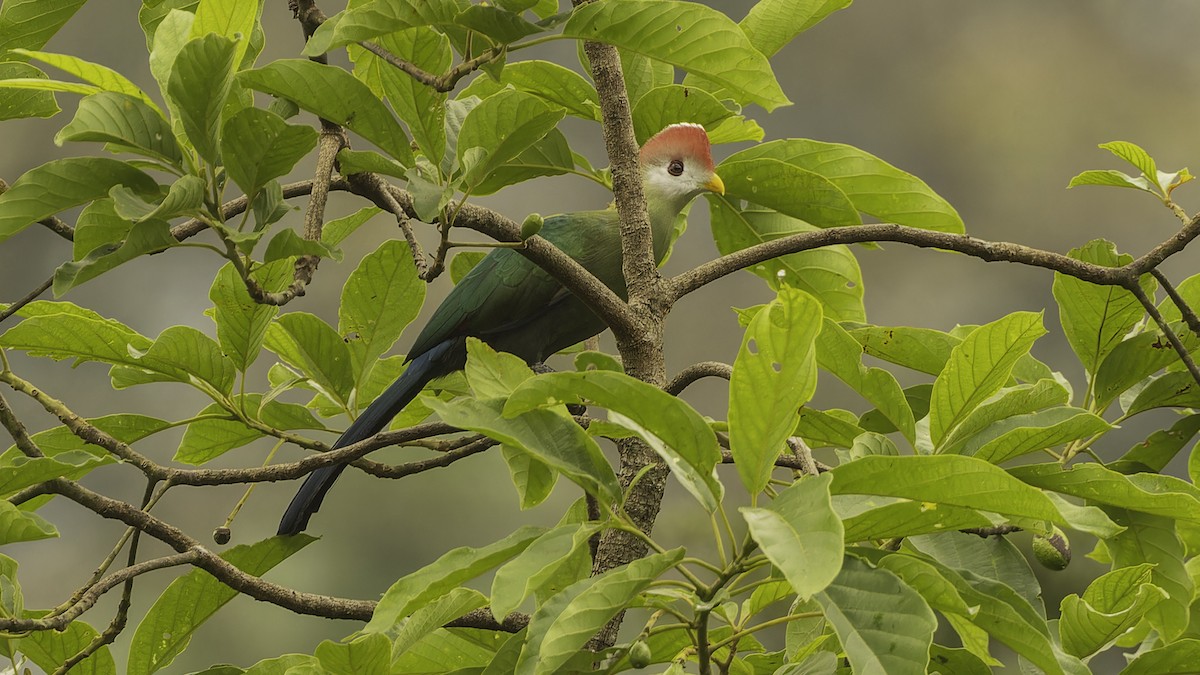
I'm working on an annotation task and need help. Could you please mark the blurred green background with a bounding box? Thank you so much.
[3,1,1199,671]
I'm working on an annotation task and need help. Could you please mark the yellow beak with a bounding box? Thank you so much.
[704,173,726,195]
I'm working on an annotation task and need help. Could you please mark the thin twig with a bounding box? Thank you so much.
[1128,279,1200,387]
[1151,268,1200,338]
[0,275,53,324]
[1,551,200,632]
[346,171,429,278]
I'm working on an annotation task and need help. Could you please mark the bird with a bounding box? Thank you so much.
[278,123,725,535]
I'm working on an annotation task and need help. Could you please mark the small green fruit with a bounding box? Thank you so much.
[1032,527,1071,570]
[520,213,544,240]
[628,640,652,668]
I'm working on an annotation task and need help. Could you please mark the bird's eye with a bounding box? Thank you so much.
[668,159,684,176]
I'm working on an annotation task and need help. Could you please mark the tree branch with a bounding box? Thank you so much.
[666,362,732,396]
[355,40,503,93]
[43,478,376,620]
[1152,268,1200,338]
[38,215,74,241]
[0,551,199,632]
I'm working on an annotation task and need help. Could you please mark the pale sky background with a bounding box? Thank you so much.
[3,1,1200,671]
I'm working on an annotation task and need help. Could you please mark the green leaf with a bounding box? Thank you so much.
[709,205,865,322]
[142,174,206,222]
[490,522,602,619]
[743,474,843,598]
[0,61,59,120]
[1116,413,1200,474]
[302,0,467,55]
[191,0,261,66]
[221,106,317,195]
[322,206,381,248]
[55,217,177,295]
[15,48,158,109]
[563,0,789,111]
[18,617,117,675]
[815,555,936,675]
[722,139,965,233]
[0,157,157,243]
[1125,370,1200,416]
[148,9,195,105]
[456,87,564,188]
[633,84,735,144]
[1067,169,1155,193]
[0,306,151,367]
[1094,325,1197,412]
[795,407,865,449]
[817,319,916,444]
[127,535,314,675]
[350,26,450,162]
[168,33,237,163]
[1099,140,1157,182]
[339,239,424,393]
[461,59,600,122]
[739,0,851,57]
[505,369,722,511]
[427,397,621,506]
[264,312,354,407]
[868,545,1072,675]
[927,646,991,675]
[0,500,57,544]
[500,445,557,509]
[515,549,684,675]
[119,324,237,396]
[729,287,823,494]
[956,407,1111,465]
[392,588,488,657]
[392,628,502,672]
[829,455,1070,526]
[174,395,325,465]
[938,379,1071,455]
[1119,639,1200,675]
[471,128,575,196]
[2,413,169,463]
[1053,240,1152,377]
[1059,563,1165,658]
[616,50,673,108]
[455,4,544,43]
[241,654,318,675]
[55,92,181,166]
[929,311,1046,447]
[848,325,958,376]
[262,228,339,263]
[841,500,993,543]
[209,261,287,372]
[364,526,543,633]
[240,59,414,166]
[1101,508,1192,641]
[464,338,535,399]
[314,633,390,675]
[908,532,1043,613]
[1009,462,1200,523]
[718,160,861,227]
[0,0,87,53]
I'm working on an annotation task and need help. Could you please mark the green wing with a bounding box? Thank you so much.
[406,210,621,359]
